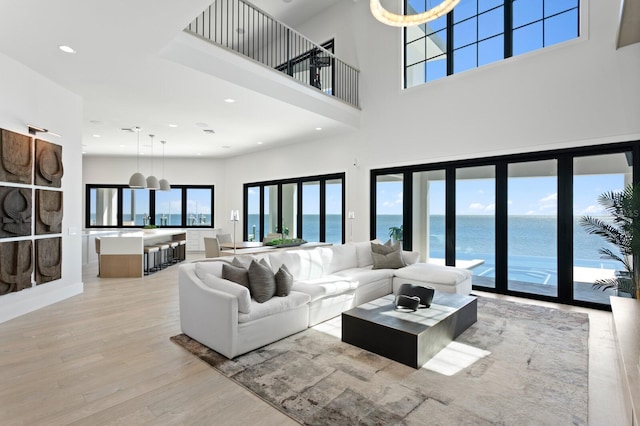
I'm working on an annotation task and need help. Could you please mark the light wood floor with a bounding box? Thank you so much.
[0,254,627,425]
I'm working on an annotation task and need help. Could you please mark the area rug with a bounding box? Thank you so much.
[171,297,589,425]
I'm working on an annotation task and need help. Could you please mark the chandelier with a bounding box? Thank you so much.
[370,0,460,27]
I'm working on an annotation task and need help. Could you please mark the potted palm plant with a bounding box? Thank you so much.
[580,183,640,299]
[388,225,403,244]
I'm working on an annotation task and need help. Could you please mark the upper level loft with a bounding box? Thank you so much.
[160,0,360,129]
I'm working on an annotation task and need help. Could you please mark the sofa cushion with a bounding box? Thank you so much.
[232,256,252,269]
[275,264,293,297]
[393,263,471,286]
[248,259,276,303]
[194,260,228,281]
[203,273,251,314]
[335,267,395,284]
[268,249,324,281]
[371,241,405,269]
[238,291,311,323]
[319,244,358,274]
[293,275,358,303]
[403,250,420,265]
[222,263,250,288]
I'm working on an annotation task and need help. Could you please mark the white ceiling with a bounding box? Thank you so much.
[0,0,345,158]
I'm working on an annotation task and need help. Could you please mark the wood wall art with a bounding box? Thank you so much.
[0,186,32,239]
[35,237,61,285]
[35,139,63,188]
[0,240,33,295]
[0,129,33,184]
[35,189,63,235]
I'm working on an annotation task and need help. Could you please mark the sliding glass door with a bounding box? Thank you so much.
[573,152,632,305]
[507,160,558,297]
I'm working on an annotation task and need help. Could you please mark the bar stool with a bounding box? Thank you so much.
[155,243,171,269]
[169,241,180,264]
[143,245,160,275]
[177,239,187,261]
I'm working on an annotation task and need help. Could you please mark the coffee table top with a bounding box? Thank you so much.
[342,292,477,336]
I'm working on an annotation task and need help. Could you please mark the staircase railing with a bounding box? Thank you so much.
[186,0,360,108]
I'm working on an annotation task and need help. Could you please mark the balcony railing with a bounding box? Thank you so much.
[186,0,360,108]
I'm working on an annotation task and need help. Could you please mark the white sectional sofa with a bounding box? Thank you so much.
[178,241,472,359]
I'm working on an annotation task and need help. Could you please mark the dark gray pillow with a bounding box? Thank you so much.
[371,241,406,269]
[275,264,293,297]
[222,263,250,288]
[248,259,276,303]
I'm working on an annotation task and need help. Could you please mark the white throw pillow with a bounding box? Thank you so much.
[194,261,227,281]
[355,240,380,267]
[402,250,420,265]
[203,273,252,314]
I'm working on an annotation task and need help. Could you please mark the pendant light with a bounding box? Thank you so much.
[159,140,171,191]
[146,134,160,190]
[128,126,146,188]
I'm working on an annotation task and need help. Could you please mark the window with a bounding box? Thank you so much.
[85,185,214,228]
[404,0,580,87]
[456,166,496,288]
[244,173,345,243]
[372,141,638,310]
[155,188,182,226]
[375,174,404,242]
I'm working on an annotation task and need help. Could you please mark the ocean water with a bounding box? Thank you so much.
[376,214,620,286]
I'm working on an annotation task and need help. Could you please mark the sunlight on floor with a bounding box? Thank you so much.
[422,341,491,376]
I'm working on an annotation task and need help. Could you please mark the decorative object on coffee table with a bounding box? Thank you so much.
[394,294,420,311]
[397,283,435,308]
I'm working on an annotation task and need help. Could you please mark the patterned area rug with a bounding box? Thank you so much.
[171,297,589,425]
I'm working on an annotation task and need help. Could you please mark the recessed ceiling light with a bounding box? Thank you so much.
[195,122,208,128]
[59,45,76,54]
[257,141,263,145]
[92,134,100,138]
[224,98,236,103]
[168,124,178,128]
[315,127,322,131]
[119,144,126,148]
[222,145,231,149]
[197,153,202,156]
[82,151,87,155]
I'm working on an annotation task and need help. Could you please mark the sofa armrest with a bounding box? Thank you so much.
[178,264,239,358]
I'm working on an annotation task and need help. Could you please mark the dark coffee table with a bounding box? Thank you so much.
[342,292,477,368]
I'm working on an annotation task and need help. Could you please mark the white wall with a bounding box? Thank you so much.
[82,0,640,243]
[0,52,84,323]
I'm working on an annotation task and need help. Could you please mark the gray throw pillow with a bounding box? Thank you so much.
[222,263,250,288]
[371,241,406,269]
[275,264,293,297]
[248,259,276,303]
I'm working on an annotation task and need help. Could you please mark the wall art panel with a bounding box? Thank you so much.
[35,139,63,188]
[0,129,32,184]
[0,240,33,295]
[35,237,61,285]
[0,186,32,238]
[35,189,63,235]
